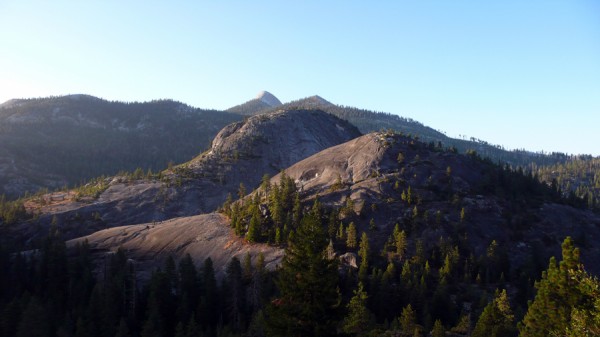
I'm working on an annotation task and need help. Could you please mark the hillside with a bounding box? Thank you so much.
[55,130,600,335]
[530,156,600,210]
[0,95,242,197]
[68,213,284,279]
[257,95,572,167]
[2,108,361,246]
[229,131,600,275]
[3,117,600,336]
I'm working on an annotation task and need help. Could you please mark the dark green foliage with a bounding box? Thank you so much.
[0,195,26,225]
[16,298,50,337]
[225,171,300,243]
[358,232,370,282]
[0,96,242,198]
[265,213,341,337]
[430,319,445,337]
[224,257,245,332]
[342,283,373,336]
[531,156,600,211]
[198,257,218,330]
[518,237,594,337]
[472,289,516,337]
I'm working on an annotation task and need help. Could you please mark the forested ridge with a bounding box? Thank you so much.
[529,157,600,211]
[1,208,598,336]
[1,96,599,337]
[261,97,579,168]
[0,95,242,198]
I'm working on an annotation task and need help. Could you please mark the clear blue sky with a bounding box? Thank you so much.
[1,1,599,155]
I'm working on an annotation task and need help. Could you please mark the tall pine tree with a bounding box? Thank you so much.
[265,212,341,337]
[519,237,585,336]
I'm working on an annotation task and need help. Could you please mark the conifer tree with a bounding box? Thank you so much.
[177,254,198,324]
[400,304,417,335]
[198,258,218,330]
[358,232,370,282]
[519,237,584,337]
[238,183,247,200]
[16,298,50,337]
[225,257,245,332]
[346,222,357,249]
[394,227,407,258]
[337,222,345,241]
[265,213,340,337]
[342,282,373,336]
[247,208,261,243]
[431,319,445,337]
[472,289,515,337]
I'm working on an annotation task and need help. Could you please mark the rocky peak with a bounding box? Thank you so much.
[256,90,282,107]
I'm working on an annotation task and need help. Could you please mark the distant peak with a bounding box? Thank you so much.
[308,95,331,104]
[297,95,333,107]
[65,94,99,101]
[256,91,282,107]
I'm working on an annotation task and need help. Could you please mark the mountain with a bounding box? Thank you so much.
[0,95,242,197]
[5,108,361,246]
[226,90,282,115]
[0,91,579,201]
[66,130,600,283]
[256,96,572,167]
[4,105,600,335]
[230,131,600,274]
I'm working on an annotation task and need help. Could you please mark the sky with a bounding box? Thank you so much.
[1,1,599,155]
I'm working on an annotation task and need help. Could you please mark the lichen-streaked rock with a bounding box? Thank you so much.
[68,213,284,280]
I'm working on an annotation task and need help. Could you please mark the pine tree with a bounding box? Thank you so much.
[238,183,247,200]
[261,174,271,196]
[247,208,261,243]
[337,222,345,241]
[358,232,370,282]
[265,213,341,337]
[519,237,584,337]
[394,227,407,258]
[177,254,198,324]
[16,297,50,337]
[185,314,201,337]
[225,257,245,332]
[431,319,445,337]
[400,304,417,335]
[346,222,357,249]
[342,283,373,336]
[472,289,516,337]
[198,258,218,330]
[565,269,600,336]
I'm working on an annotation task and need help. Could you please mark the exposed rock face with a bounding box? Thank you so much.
[197,109,361,174]
[12,108,361,244]
[227,91,282,115]
[256,90,282,107]
[68,213,284,280]
[271,132,600,275]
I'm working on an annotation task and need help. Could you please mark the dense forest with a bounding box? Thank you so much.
[1,136,599,336]
[0,95,241,197]
[529,157,600,211]
[1,97,599,337]
[1,206,599,337]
